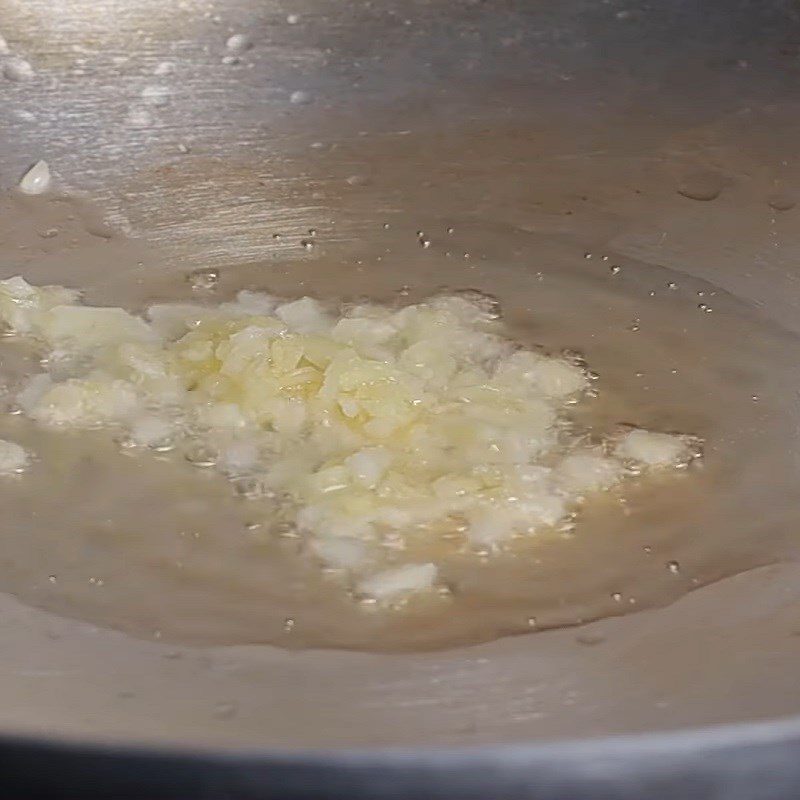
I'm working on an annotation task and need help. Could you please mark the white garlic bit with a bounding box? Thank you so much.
[225,33,252,52]
[616,429,694,467]
[3,57,35,82]
[357,563,438,602]
[0,439,31,475]
[18,160,51,195]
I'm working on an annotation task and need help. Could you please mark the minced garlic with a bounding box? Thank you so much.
[0,276,699,603]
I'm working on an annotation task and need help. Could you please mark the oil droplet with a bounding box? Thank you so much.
[527,616,537,627]
[751,394,760,402]
[768,194,796,212]
[677,172,724,202]
[290,90,312,105]
[419,238,431,249]
[667,560,681,574]
[609,265,621,275]
[187,267,219,290]
[226,33,252,53]
[583,252,593,259]
[300,239,315,250]
[19,160,51,195]
[576,632,605,646]
[283,617,295,632]
[3,57,35,82]
[48,575,57,583]
[698,303,712,313]
[382,222,390,230]
[667,281,677,290]
[213,701,238,720]
[272,232,282,240]
[611,592,622,602]
[446,226,455,234]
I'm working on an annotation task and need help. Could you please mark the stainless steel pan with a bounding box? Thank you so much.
[1,0,800,795]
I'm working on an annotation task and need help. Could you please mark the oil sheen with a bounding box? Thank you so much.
[0,198,799,652]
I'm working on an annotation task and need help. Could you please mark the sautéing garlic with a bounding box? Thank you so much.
[0,276,699,604]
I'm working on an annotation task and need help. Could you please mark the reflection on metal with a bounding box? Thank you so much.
[0,0,795,271]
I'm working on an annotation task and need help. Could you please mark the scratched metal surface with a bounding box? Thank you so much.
[1,0,799,276]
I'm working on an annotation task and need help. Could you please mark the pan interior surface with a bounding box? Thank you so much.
[0,0,800,753]
[0,199,798,656]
